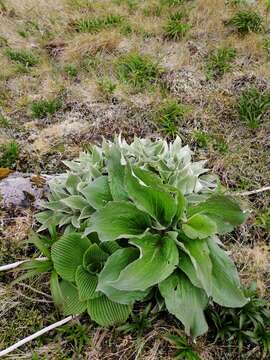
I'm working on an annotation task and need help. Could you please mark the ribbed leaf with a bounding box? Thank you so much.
[159,271,208,337]
[97,248,149,304]
[75,265,98,301]
[61,195,89,210]
[59,280,87,315]
[87,201,151,242]
[178,238,212,296]
[83,244,109,270]
[65,174,80,195]
[87,295,131,326]
[207,237,248,307]
[51,233,91,281]
[112,233,179,291]
[80,176,112,209]
[107,144,129,201]
[125,165,177,227]
[182,214,217,239]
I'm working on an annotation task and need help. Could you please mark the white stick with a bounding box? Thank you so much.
[233,186,270,197]
[0,316,75,357]
[0,257,47,272]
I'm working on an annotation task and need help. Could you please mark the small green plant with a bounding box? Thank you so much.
[31,98,62,118]
[74,14,123,33]
[117,304,156,337]
[208,283,270,355]
[164,12,191,40]
[56,322,91,354]
[255,209,270,232]
[4,48,39,67]
[0,141,19,168]
[116,53,160,90]
[229,10,264,33]
[164,330,202,359]
[237,87,270,129]
[206,46,236,80]
[0,114,10,128]
[64,64,78,77]
[266,0,270,12]
[97,78,117,97]
[193,130,211,149]
[157,100,187,137]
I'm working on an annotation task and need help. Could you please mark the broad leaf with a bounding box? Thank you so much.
[61,195,89,210]
[159,271,208,337]
[187,195,247,233]
[178,238,212,296]
[97,248,149,304]
[107,144,129,201]
[111,233,179,291]
[75,265,98,301]
[182,214,217,239]
[87,201,151,242]
[51,233,91,281]
[80,176,112,209]
[59,280,87,315]
[87,295,131,326]
[125,165,177,227]
[207,237,248,307]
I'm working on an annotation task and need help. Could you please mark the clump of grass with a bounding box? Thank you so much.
[143,4,162,17]
[4,48,39,67]
[193,130,211,149]
[156,100,187,137]
[206,46,236,79]
[0,141,19,168]
[116,53,161,90]
[64,64,78,77]
[74,14,123,33]
[31,98,62,118]
[164,12,191,40]
[229,10,264,33]
[161,0,185,5]
[0,114,10,128]
[237,87,270,129]
[97,78,117,98]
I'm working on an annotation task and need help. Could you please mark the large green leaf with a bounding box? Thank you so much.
[111,233,179,291]
[178,238,212,296]
[97,248,149,304]
[87,295,131,326]
[107,144,129,201]
[59,280,87,315]
[182,214,217,239]
[159,271,208,337]
[75,265,98,301]
[86,201,151,242]
[207,237,248,307]
[187,195,247,233]
[51,233,91,281]
[125,165,177,227]
[80,176,112,209]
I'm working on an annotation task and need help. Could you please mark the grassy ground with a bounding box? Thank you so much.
[0,0,269,358]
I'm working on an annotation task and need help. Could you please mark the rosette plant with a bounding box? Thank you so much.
[33,137,248,337]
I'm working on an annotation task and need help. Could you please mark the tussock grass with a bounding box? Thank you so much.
[0,140,19,168]
[164,12,191,40]
[31,98,62,118]
[237,87,270,129]
[4,48,39,67]
[229,10,264,33]
[206,46,236,79]
[156,99,187,137]
[116,52,161,90]
[74,14,123,33]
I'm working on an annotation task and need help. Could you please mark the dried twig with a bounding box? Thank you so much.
[233,186,270,197]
